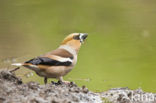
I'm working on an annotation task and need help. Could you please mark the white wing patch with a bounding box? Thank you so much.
[51,55,73,63]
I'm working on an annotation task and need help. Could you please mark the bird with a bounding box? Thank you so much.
[11,33,88,84]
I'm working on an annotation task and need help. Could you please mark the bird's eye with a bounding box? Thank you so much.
[73,35,80,40]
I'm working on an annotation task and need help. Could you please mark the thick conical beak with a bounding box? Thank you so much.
[82,33,88,40]
[79,33,88,43]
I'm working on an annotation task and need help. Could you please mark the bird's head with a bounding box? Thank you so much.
[61,33,88,53]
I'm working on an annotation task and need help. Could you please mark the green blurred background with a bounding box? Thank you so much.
[0,0,156,92]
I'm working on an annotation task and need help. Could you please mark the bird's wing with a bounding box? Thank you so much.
[25,56,72,66]
[43,48,74,59]
[24,48,74,67]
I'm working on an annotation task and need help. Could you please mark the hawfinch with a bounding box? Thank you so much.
[11,33,88,84]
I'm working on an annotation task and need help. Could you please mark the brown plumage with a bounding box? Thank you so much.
[11,33,88,84]
[45,49,73,59]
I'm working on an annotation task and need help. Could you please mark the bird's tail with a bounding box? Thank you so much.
[11,63,23,67]
[10,63,23,72]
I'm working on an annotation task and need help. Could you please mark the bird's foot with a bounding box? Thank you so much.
[51,80,77,87]
[51,80,71,85]
[57,76,71,84]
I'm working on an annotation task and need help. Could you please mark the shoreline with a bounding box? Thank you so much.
[0,70,155,103]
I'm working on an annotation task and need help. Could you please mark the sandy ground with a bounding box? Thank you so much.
[0,70,102,103]
[0,69,155,103]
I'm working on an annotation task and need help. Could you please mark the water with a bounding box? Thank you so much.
[0,0,156,92]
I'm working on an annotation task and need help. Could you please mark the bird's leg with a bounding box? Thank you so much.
[10,67,20,73]
[44,77,48,84]
[58,76,70,84]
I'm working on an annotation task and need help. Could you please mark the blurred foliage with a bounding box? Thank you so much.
[0,0,156,92]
